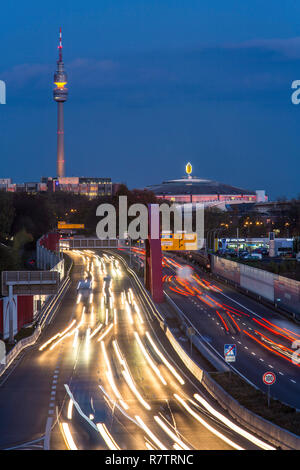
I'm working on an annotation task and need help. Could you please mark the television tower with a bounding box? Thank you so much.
[53,27,68,178]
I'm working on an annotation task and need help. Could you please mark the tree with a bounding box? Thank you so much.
[0,192,15,240]
[0,245,18,271]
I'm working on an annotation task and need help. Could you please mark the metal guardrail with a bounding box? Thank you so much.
[115,250,300,449]
[0,325,41,378]
[164,292,230,373]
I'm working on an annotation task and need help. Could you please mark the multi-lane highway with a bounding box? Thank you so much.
[128,248,300,409]
[0,250,276,450]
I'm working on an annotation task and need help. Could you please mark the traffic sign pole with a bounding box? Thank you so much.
[262,371,276,407]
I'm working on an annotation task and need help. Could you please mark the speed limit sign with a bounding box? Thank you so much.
[263,371,276,385]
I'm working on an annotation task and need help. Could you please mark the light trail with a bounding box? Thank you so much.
[145,442,155,450]
[50,326,77,351]
[173,443,184,450]
[125,301,134,325]
[145,332,185,385]
[90,323,103,339]
[134,331,167,385]
[174,394,244,450]
[67,399,73,420]
[135,415,167,450]
[122,370,151,411]
[215,310,229,332]
[113,339,151,410]
[97,323,113,342]
[72,328,79,348]
[101,341,129,410]
[154,415,190,450]
[244,330,300,366]
[85,327,91,344]
[99,385,136,424]
[193,394,275,450]
[133,301,144,325]
[64,384,98,432]
[39,319,76,351]
[97,423,121,450]
[60,423,78,450]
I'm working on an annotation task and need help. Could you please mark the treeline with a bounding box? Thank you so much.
[0,185,159,243]
[1,187,300,263]
[0,185,159,270]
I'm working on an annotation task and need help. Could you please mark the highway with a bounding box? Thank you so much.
[127,247,300,409]
[0,250,275,450]
[160,253,300,409]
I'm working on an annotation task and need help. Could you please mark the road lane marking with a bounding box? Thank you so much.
[44,417,53,450]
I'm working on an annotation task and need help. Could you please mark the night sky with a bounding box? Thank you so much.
[1,1,300,199]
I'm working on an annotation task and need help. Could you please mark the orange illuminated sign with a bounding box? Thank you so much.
[58,222,85,230]
[161,232,197,251]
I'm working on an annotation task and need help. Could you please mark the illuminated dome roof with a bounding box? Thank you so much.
[146,176,255,197]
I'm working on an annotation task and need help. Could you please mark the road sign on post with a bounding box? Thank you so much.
[224,344,236,363]
[263,371,276,385]
[263,371,276,407]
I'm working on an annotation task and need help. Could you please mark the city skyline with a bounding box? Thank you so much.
[1,2,300,200]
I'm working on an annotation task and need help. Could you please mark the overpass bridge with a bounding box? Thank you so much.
[59,238,119,250]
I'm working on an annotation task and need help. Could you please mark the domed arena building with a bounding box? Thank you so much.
[146,163,267,210]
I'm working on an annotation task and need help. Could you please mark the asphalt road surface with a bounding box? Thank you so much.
[0,250,276,450]
[161,253,300,410]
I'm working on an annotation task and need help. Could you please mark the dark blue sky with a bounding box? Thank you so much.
[1,1,300,199]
